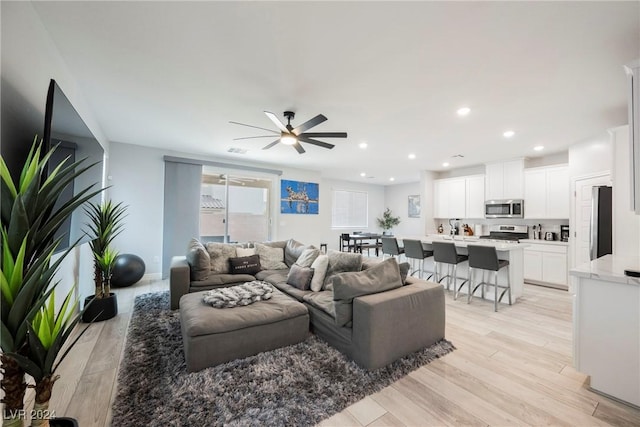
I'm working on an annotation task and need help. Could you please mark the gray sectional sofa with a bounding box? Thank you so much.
[170,238,445,371]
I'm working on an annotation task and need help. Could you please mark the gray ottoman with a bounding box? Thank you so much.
[180,288,309,372]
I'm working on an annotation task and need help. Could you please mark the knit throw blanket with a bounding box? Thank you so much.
[202,281,274,308]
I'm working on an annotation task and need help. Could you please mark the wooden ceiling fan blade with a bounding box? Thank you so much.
[264,111,288,132]
[262,139,281,150]
[301,132,347,138]
[298,136,335,149]
[293,142,306,154]
[229,121,279,134]
[292,114,327,135]
[233,135,277,140]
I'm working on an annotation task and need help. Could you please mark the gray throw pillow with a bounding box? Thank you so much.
[399,262,410,284]
[323,250,363,290]
[254,243,288,270]
[185,238,210,281]
[287,264,315,291]
[332,257,403,327]
[205,242,237,274]
[229,255,261,275]
[295,248,320,268]
[285,239,307,267]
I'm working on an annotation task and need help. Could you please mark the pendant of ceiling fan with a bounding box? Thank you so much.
[230,111,348,154]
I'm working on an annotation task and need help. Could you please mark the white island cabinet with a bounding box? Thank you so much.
[570,255,640,406]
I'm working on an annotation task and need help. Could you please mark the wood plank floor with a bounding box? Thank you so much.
[45,279,640,426]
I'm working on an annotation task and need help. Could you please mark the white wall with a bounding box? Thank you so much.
[2,2,109,304]
[611,125,640,257]
[108,142,386,274]
[383,181,423,237]
[568,132,612,180]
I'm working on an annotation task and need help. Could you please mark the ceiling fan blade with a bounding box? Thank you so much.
[262,139,281,150]
[292,142,306,154]
[264,111,288,132]
[298,136,335,150]
[233,135,277,140]
[229,121,279,134]
[300,132,347,138]
[292,114,327,135]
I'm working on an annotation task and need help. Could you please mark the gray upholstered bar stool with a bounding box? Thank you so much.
[467,244,511,312]
[432,241,468,299]
[381,237,404,260]
[402,239,434,280]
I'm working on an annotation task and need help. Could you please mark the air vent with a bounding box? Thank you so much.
[228,147,248,154]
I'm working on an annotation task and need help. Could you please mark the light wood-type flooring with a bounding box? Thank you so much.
[40,278,640,426]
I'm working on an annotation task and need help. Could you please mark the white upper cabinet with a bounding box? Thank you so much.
[485,159,524,200]
[433,175,485,219]
[524,164,569,219]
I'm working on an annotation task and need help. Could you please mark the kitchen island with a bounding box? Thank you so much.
[399,235,527,303]
[570,255,640,407]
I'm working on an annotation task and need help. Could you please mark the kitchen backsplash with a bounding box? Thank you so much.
[433,218,568,239]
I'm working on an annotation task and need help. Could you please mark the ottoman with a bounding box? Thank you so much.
[180,288,310,372]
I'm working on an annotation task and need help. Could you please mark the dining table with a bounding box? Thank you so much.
[348,233,384,256]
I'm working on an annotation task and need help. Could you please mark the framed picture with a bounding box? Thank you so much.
[408,195,421,218]
[280,179,319,214]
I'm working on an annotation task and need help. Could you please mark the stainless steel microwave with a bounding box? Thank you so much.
[484,199,524,218]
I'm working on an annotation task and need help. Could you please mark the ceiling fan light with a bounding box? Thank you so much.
[281,134,297,145]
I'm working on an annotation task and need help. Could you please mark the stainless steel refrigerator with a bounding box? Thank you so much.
[590,186,613,260]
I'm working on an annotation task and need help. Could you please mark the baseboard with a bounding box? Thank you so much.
[142,273,162,283]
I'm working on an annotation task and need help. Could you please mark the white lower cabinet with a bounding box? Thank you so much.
[523,241,568,287]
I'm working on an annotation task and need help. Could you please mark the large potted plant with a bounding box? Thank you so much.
[1,139,102,427]
[376,208,401,235]
[82,200,126,322]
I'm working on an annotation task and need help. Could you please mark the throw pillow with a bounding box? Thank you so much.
[332,257,403,327]
[205,242,237,274]
[295,248,320,268]
[236,247,256,257]
[286,264,315,291]
[284,239,306,267]
[228,255,261,275]
[323,250,363,291]
[309,254,329,292]
[254,243,288,270]
[185,238,210,281]
[399,261,410,284]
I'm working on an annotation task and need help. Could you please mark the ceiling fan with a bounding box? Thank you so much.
[230,111,347,154]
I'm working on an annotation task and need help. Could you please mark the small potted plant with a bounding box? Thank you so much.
[82,200,127,322]
[376,208,401,235]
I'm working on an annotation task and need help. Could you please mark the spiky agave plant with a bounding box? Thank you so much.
[84,200,127,298]
[0,138,102,426]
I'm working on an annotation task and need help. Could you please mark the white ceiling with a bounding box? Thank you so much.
[32,1,640,184]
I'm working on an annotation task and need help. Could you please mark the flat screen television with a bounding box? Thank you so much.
[43,79,105,252]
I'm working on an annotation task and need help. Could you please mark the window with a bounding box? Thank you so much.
[332,190,368,228]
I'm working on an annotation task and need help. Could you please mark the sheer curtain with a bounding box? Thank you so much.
[162,159,202,278]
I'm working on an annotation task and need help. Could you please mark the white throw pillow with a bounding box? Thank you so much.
[254,243,288,270]
[310,254,329,292]
[236,247,256,257]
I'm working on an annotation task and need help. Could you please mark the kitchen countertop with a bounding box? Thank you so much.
[519,239,569,246]
[400,234,527,251]
[570,254,640,286]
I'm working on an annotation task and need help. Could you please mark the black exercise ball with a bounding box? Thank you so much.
[111,254,146,288]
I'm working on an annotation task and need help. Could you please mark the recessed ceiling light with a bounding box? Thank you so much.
[389,177,395,182]
[358,142,368,149]
[534,145,545,151]
[360,172,366,177]
[503,130,515,138]
[408,153,416,160]
[457,107,471,116]
[442,162,450,167]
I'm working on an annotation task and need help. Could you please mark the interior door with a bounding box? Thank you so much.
[574,174,611,268]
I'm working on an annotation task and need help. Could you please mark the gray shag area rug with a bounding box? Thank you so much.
[111,291,455,426]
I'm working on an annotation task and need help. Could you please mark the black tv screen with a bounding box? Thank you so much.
[44,79,104,252]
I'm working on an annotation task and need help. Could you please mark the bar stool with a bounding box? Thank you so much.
[432,241,468,299]
[402,239,434,280]
[381,237,404,260]
[467,244,511,312]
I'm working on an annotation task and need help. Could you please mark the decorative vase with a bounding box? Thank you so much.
[81,293,118,323]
